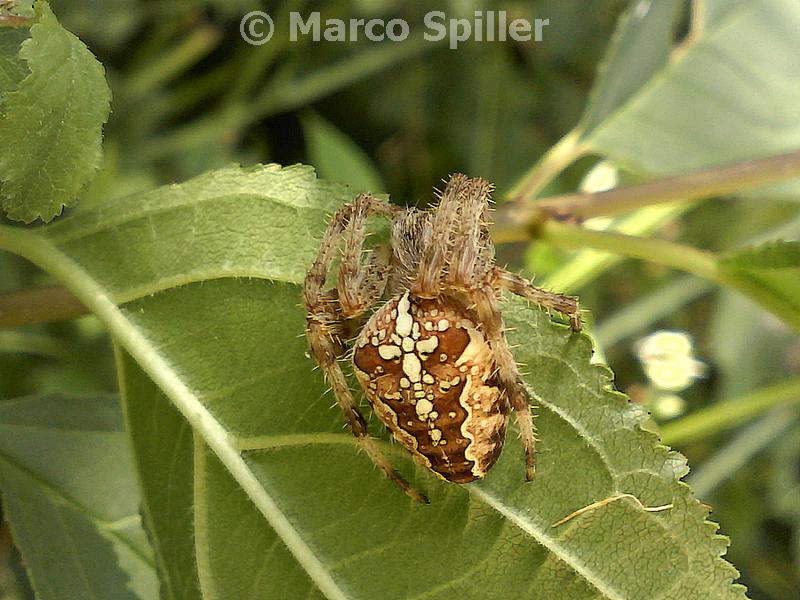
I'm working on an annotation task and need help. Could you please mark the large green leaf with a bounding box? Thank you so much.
[717,241,800,331]
[119,350,201,600]
[0,29,29,101]
[580,0,681,136]
[301,112,385,193]
[0,0,111,222]
[582,0,800,198]
[0,164,747,598]
[0,394,158,600]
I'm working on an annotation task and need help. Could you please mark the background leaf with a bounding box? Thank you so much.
[0,0,111,223]
[0,394,157,600]
[119,350,201,600]
[0,29,29,101]
[717,241,800,331]
[0,165,747,599]
[301,112,385,193]
[580,0,681,136]
[582,0,800,198]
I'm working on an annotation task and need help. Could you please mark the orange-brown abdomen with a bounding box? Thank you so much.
[352,292,508,483]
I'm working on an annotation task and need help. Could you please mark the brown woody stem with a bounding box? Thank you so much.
[494,150,800,244]
[0,286,88,327]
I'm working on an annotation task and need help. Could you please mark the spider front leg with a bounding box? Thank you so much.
[337,194,393,318]
[492,267,582,331]
[303,193,394,314]
[304,195,427,503]
[413,173,476,297]
[469,285,539,481]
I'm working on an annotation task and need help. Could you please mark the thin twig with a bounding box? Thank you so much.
[537,220,720,281]
[493,150,800,243]
[0,14,30,27]
[0,285,88,327]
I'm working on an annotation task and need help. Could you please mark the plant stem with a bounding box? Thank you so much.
[0,285,87,327]
[504,128,587,201]
[0,330,67,357]
[140,37,433,160]
[537,204,691,293]
[518,218,800,332]
[0,14,30,27]
[494,150,800,241]
[660,378,800,445]
[538,220,720,282]
[126,25,222,99]
[540,151,800,217]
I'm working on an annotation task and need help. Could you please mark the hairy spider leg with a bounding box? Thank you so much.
[468,284,539,481]
[413,174,473,298]
[491,268,582,332]
[446,176,495,289]
[475,268,581,480]
[337,193,394,318]
[304,195,428,503]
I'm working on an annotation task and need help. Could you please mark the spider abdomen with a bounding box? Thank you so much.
[352,291,508,483]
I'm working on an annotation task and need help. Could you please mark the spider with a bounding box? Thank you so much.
[303,174,581,503]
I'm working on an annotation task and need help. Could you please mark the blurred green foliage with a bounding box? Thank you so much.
[1,1,799,599]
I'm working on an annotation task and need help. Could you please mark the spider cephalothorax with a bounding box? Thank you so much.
[303,174,581,503]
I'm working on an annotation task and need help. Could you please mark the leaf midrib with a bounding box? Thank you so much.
[0,226,683,600]
[0,449,154,568]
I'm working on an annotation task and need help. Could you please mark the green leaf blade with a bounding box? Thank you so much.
[0,394,158,600]
[0,1,111,223]
[577,0,800,199]
[2,165,749,599]
[580,0,681,136]
[195,439,326,600]
[119,351,203,600]
[718,240,800,331]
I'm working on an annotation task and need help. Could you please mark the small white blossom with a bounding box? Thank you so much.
[580,161,619,194]
[636,330,706,392]
[651,394,687,420]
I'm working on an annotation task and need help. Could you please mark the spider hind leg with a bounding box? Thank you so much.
[303,194,428,503]
[469,285,538,480]
[306,320,429,504]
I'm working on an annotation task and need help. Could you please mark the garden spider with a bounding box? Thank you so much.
[303,174,581,503]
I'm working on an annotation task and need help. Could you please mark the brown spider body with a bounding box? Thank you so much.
[303,174,581,503]
[353,292,506,483]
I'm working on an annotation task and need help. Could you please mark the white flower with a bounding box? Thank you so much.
[636,330,706,392]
